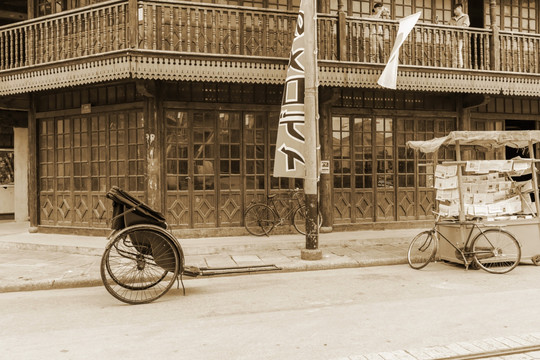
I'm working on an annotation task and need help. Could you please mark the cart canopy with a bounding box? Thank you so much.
[407,130,540,153]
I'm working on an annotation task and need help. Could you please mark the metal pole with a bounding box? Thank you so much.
[301,0,322,260]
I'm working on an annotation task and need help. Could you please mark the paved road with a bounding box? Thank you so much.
[3,263,540,359]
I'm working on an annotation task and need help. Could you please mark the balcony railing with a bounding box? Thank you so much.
[0,0,129,70]
[499,30,540,73]
[344,18,493,70]
[137,0,296,57]
[0,0,539,75]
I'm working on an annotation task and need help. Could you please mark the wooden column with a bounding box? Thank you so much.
[337,0,347,61]
[319,88,336,231]
[489,0,500,71]
[128,0,139,49]
[138,80,161,210]
[27,0,34,19]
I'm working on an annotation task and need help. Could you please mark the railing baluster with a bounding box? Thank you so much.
[168,6,173,51]
[1,32,4,70]
[153,5,157,50]
[160,5,165,51]
[204,9,208,54]
[27,26,32,67]
[194,7,198,53]
[53,18,57,61]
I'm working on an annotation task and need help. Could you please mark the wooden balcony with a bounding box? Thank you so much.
[0,0,539,96]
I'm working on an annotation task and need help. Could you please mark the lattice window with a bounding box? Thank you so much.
[219,113,242,190]
[90,115,107,193]
[239,0,264,8]
[353,117,373,189]
[397,117,415,188]
[166,111,189,192]
[126,112,145,191]
[108,113,127,189]
[245,113,266,190]
[333,116,352,189]
[193,112,216,191]
[416,118,456,188]
[414,0,433,23]
[39,118,55,193]
[375,117,393,188]
[393,0,413,18]
[38,109,144,227]
[73,117,88,191]
[56,118,72,192]
[501,0,537,33]
[434,0,453,25]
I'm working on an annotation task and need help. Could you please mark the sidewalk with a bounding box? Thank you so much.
[0,220,420,293]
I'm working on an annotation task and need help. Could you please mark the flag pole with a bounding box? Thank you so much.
[301,0,322,260]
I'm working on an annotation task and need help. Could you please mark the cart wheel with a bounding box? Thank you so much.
[532,255,540,266]
[101,225,181,304]
[472,229,521,274]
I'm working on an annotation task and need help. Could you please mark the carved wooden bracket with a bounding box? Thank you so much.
[136,80,157,98]
[320,87,340,105]
[463,94,491,109]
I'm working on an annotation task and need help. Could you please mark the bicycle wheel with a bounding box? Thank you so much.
[292,205,322,235]
[101,225,181,304]
[471,228,521,274]
[244,204,277,236]
[407,230,437,270]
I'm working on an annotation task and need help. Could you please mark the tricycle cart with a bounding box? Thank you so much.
[100,187,280,304]
[407,131,540,267]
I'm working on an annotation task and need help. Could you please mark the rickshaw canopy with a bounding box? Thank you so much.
[407,130,540,153]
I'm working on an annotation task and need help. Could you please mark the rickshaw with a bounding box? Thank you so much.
[100,186,279,304]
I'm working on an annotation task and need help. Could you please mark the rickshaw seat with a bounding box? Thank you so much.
[106,186,167,230]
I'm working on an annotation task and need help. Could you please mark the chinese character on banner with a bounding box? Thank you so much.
[273,0,308,179]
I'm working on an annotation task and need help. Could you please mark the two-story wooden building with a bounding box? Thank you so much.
[1,0,540,236]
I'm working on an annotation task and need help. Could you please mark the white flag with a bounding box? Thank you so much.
[377,11,421,89]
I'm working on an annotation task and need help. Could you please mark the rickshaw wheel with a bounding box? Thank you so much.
[101,225,181,305]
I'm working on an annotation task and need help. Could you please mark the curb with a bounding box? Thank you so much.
[0,256,408,293]
[0,236,414,257]
[0,278,103,293]
[0,241,104,256]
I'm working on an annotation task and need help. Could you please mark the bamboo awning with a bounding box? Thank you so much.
[407,131,540,153]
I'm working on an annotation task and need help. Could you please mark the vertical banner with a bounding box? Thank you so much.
[273,0,307,178]
[377,11,422,89]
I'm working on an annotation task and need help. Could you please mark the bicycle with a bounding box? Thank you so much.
[407,213,521,274]
[244,188,322,236]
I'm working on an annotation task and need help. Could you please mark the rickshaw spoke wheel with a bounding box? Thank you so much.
[101,226,180,304]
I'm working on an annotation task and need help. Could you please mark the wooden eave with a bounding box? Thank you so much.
[1,51,540,97]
